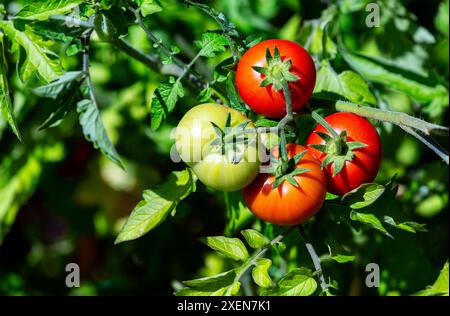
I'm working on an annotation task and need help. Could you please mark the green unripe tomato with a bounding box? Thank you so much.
[175,103,261,192]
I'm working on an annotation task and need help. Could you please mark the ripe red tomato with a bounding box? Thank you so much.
[242,144,326,225]
[236,39,316,118]
[305,112,382,195]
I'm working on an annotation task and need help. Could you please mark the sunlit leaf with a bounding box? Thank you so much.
[115,169,196,244]
[201,236,249,261]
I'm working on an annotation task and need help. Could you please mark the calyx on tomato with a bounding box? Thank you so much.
[267,148,311,189]
[260,129,310,189]
[252,46,300,92]
[175,103,261,192]
[310,111,367,176]
[209,112,252,163]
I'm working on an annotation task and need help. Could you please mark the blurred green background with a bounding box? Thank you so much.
[0,0,448,295]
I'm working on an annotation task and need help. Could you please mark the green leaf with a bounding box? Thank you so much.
[416,261,449,296]
[241,229,269,249]
[329,254,356,263]
[33,71,84,129]
[338,71,377,105]
[198,87,212,102]
[40,92,79,130]
[252,258,272,288]
[182,269,236,290]
[33,71,85,99]
[277,268,317,296]
[185,1,239,39]
[225,75,247,113]
[350,210,393,238]
[254,118,278,127]
[0,32,21,140]
[176,281,240,296]
[77,98,123,169]
[244,35,261,48]
[383,216,427,233]
[435,0,449,37]
[176,268,240,296]
[321,238,356,264]
[115,169,196,244]
[15,0,82,21]
[139,0,163,17]
[314,60,376,105]
[224,192,253,236]
[342,51,448,116]
[342,183,386,209]
[151,81,184,131]
[298,16,337,59]
[213,57,234,83]
[280,15,301,41]
[200,236,249,261]
[0,143,64,244]
[195,32,228,58]
[0,21,62,82]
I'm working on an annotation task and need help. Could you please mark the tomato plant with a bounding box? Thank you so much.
[176,103,261,192]
[242,144,326,225]
[0,0,448,299]
[306,112,382,195]
[236,39,316,118]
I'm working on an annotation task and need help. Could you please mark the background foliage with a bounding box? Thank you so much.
[0,0,448,296]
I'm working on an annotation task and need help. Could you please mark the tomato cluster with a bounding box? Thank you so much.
[175,39,382,226]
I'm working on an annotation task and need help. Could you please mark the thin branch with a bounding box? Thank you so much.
[298,225,329,294]
[328,100,449,164]
[277,84,294,130]
[109,37,162,72]
[81,28,96,102]
[126,4,227,101]
[400,125,449,164]
[128,6,205,86]
[233,226,297,283]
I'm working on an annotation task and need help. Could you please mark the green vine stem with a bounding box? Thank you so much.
[126,4,228,101]
[107,35,226,101]
[109,37,162,73]
[233,226,296,284]
[331,100,449,164]
[334,100,449,136]
[232,225,329,295]
[81,28,96,102]
[298,225,329,295]
[400,125,449,164]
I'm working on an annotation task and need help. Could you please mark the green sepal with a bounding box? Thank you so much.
[309,144,327,153]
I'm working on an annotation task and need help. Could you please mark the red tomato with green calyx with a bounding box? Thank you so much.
[236,39,316,118]
[242,144,326,226]
[305,112,382,196]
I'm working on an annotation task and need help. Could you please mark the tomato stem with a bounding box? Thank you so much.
[279,130,289,164]
[334,100,449,136]
[298,225,330,295]
[310,95,449,164]
[311,111,339,138]
[233,226,297,284]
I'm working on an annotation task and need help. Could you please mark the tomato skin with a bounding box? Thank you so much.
[242,144,326,225]
[236,39,316,118]
[176,103,261,192]
[305,113,382,195]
